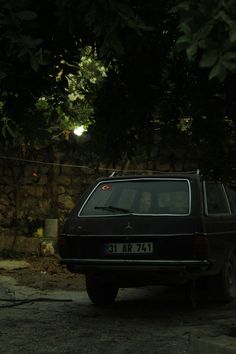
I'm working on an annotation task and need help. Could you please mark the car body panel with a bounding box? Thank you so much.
[58,174,236,286]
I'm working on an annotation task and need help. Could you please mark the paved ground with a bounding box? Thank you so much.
[1,257,236,354]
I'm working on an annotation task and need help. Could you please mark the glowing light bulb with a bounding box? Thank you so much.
[74,126,85,136]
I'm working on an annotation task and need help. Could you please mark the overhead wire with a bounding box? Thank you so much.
[0,155,198,174]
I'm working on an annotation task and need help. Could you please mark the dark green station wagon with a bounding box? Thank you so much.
[58,173,236,305]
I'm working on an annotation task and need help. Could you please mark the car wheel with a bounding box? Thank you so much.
[85,275,119,306]
[212,252,236,303]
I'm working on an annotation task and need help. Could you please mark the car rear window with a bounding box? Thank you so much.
[79,179,191,216]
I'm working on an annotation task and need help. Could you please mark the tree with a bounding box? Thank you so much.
[0,0,144,142]
[174,0,236,81]
[1,0,236,177]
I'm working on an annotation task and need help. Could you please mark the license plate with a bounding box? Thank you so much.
[104,242,153,255]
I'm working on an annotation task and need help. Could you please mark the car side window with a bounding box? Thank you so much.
[205,182,230,215]
[226,186,236,213]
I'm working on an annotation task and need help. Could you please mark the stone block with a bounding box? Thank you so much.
[2,167,13,177]
[37,175,48,185]
[61,166,73,175]
[71,176,81,188]
[0,198,8,208]
[57,175,71,186]
[21,185,45,198]
[0,176,14,185]
[0,235,41,255]
[38,199,51,214]
[0,186,14,195]
[24,165,35,177]
[57,186,65,194]
[58,194,75,210]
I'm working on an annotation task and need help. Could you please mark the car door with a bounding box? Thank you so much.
[203,181,236,273]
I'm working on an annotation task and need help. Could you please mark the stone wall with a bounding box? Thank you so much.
[0,147,198,237]
[0,156,98,235]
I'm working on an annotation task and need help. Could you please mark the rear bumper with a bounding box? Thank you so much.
[60,258,210,274]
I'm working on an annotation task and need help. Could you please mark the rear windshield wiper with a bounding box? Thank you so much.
[94,205,131,213]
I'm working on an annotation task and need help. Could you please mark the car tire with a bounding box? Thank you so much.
[211,251,236,303]
[85,275,119,306]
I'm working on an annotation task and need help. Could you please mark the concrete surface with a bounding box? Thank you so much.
[0,259,31,270]
[189,331,236,354]
[2,272,236,353]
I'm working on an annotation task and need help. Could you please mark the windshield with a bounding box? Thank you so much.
[79,179,191,216]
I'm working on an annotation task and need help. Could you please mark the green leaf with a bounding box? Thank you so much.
[176,35,190,45]
[186,44,198,60]
[179,22,192,35]
[30,54,39,71]
[199,23,214,38]
[222,60,236,72]
[199,50,218,67]
[209,62,226,81]
[209,62,221,80]
[214,10,232,25]
[0,71,7,80]
[171,1,190,13]
[6,124,15,137]
[2,125,6,139]
[115,2,137,20]
[198,39,207,49]
[15,11,37,21]
[218,66,226,81]
[222,52,236,61]
[222,52,236,72]
[229,30,236,43]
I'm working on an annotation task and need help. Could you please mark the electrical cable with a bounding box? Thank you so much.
[0,155,198,174]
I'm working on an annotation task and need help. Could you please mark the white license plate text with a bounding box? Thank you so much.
[105,242,153,254]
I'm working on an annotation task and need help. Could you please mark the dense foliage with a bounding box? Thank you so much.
[0,0,236,176]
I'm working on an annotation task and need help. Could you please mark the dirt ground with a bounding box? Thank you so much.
[0,255,86,291]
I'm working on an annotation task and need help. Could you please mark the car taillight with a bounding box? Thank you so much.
[193,235,209,259]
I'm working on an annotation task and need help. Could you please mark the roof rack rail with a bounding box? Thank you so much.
[107,169,201,177]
